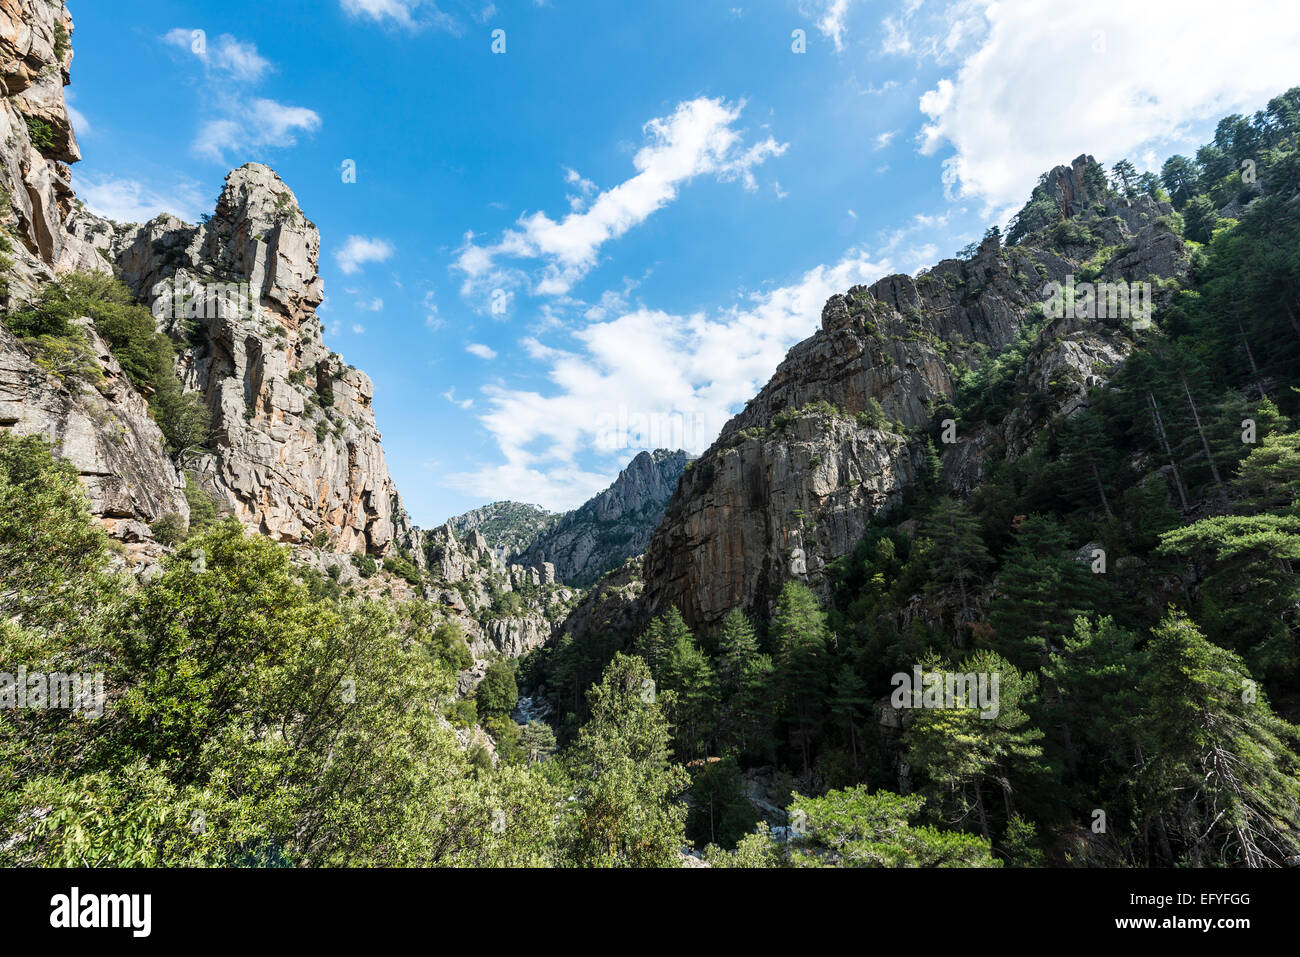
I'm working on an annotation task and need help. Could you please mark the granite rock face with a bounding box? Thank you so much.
[519,449,692,587]
[0,0,102,301]
[0,318,189,531]
[0,3,405,559]
[97,165,406,554]
[445,501,559,561]
[642,159,1190,629]
[0,1,188,543]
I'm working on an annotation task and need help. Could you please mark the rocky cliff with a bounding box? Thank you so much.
[445,500,558,559]
[0,0,190,564]
[642,155,1190,629]
[0,0,407,557]
[519,448,691,587]
[90,165,407,554]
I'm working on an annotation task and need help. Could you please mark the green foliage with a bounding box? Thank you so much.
[712,787,997,867]
[150,512,188,547]
[183,473,219,531]
[428,618,474,673]
[24,116,55,153]
[1135,609,1300,866]
[519,720,556,763]
[7,273,209,455]
[559,654,689,867]
[774,581,831,775]
[351,552,378,578]
[382,552,422,586]
[687,756,758,851]
[904,651,1044,843]
[0,433,114,636]
[476,659,519,718]
[2,510,563,867]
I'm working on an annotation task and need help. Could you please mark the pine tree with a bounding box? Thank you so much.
[830,665,871,769]
[1136,609,1300,866]
[715,607,774,759]
[633,607,692,684]
[773,581,831,776]
[904,651,1044,840]
[987,516,1112,669]
[1044,616,1146,786]
[660,623,715,761]
[921,497,993,642]
[1111,159,1138,198]
[561,654,690,867]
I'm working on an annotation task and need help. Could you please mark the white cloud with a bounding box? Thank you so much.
[162,30,272,82]
[74,174,207,224]
[466,343,498,360]
[802,0,858,52]
[194,98,321,163]
[875,129,899,150]
[339,0,457,31]
[914,0,1300,210]
[65,91,90,138]
[162,29,318,164]
[447,246,893,509]
[442,387,473,409]
[336,236,395,275]
[351,324,366,334]
[454,97,787,304]
[357,297,385,312]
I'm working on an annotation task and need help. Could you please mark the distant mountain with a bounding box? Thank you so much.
[445,501,559,557]
[518,449,692,587]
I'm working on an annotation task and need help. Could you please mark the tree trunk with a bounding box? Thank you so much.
[1147,392,1191,510]
[1180,372,1228,504]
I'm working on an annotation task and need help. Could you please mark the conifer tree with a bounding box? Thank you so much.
[773,581,831,775]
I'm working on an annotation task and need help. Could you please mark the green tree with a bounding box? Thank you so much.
[520,720,557,764]
[715,607,774,760]
[904,651,1044,841]
[1136,609,1300,866]
[476,659,519,718]
[711,787,997,867]
[773,581,831,775]
[921,497,993,641]
[560,654,689,867]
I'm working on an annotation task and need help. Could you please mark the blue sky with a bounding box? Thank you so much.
[67,0,1300,526]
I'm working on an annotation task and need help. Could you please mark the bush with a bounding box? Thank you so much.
[450,698,478,729]
[7,273,210,455]
[476,659,518,718]
[24,116,55,153]
[430,620,474,672]
[383,552,422,586]
[150,512,188,547]
[351,552,377,578]
[183,473,219,530]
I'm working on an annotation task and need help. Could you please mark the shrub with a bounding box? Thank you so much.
[183,473,219,530]
[450,699,478,729]
[382,552,422,586]
[24,116,55,153]
[476,659,518,718]
[430,619,474,672]
[7,273,209,454]
[150,512,188,547]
